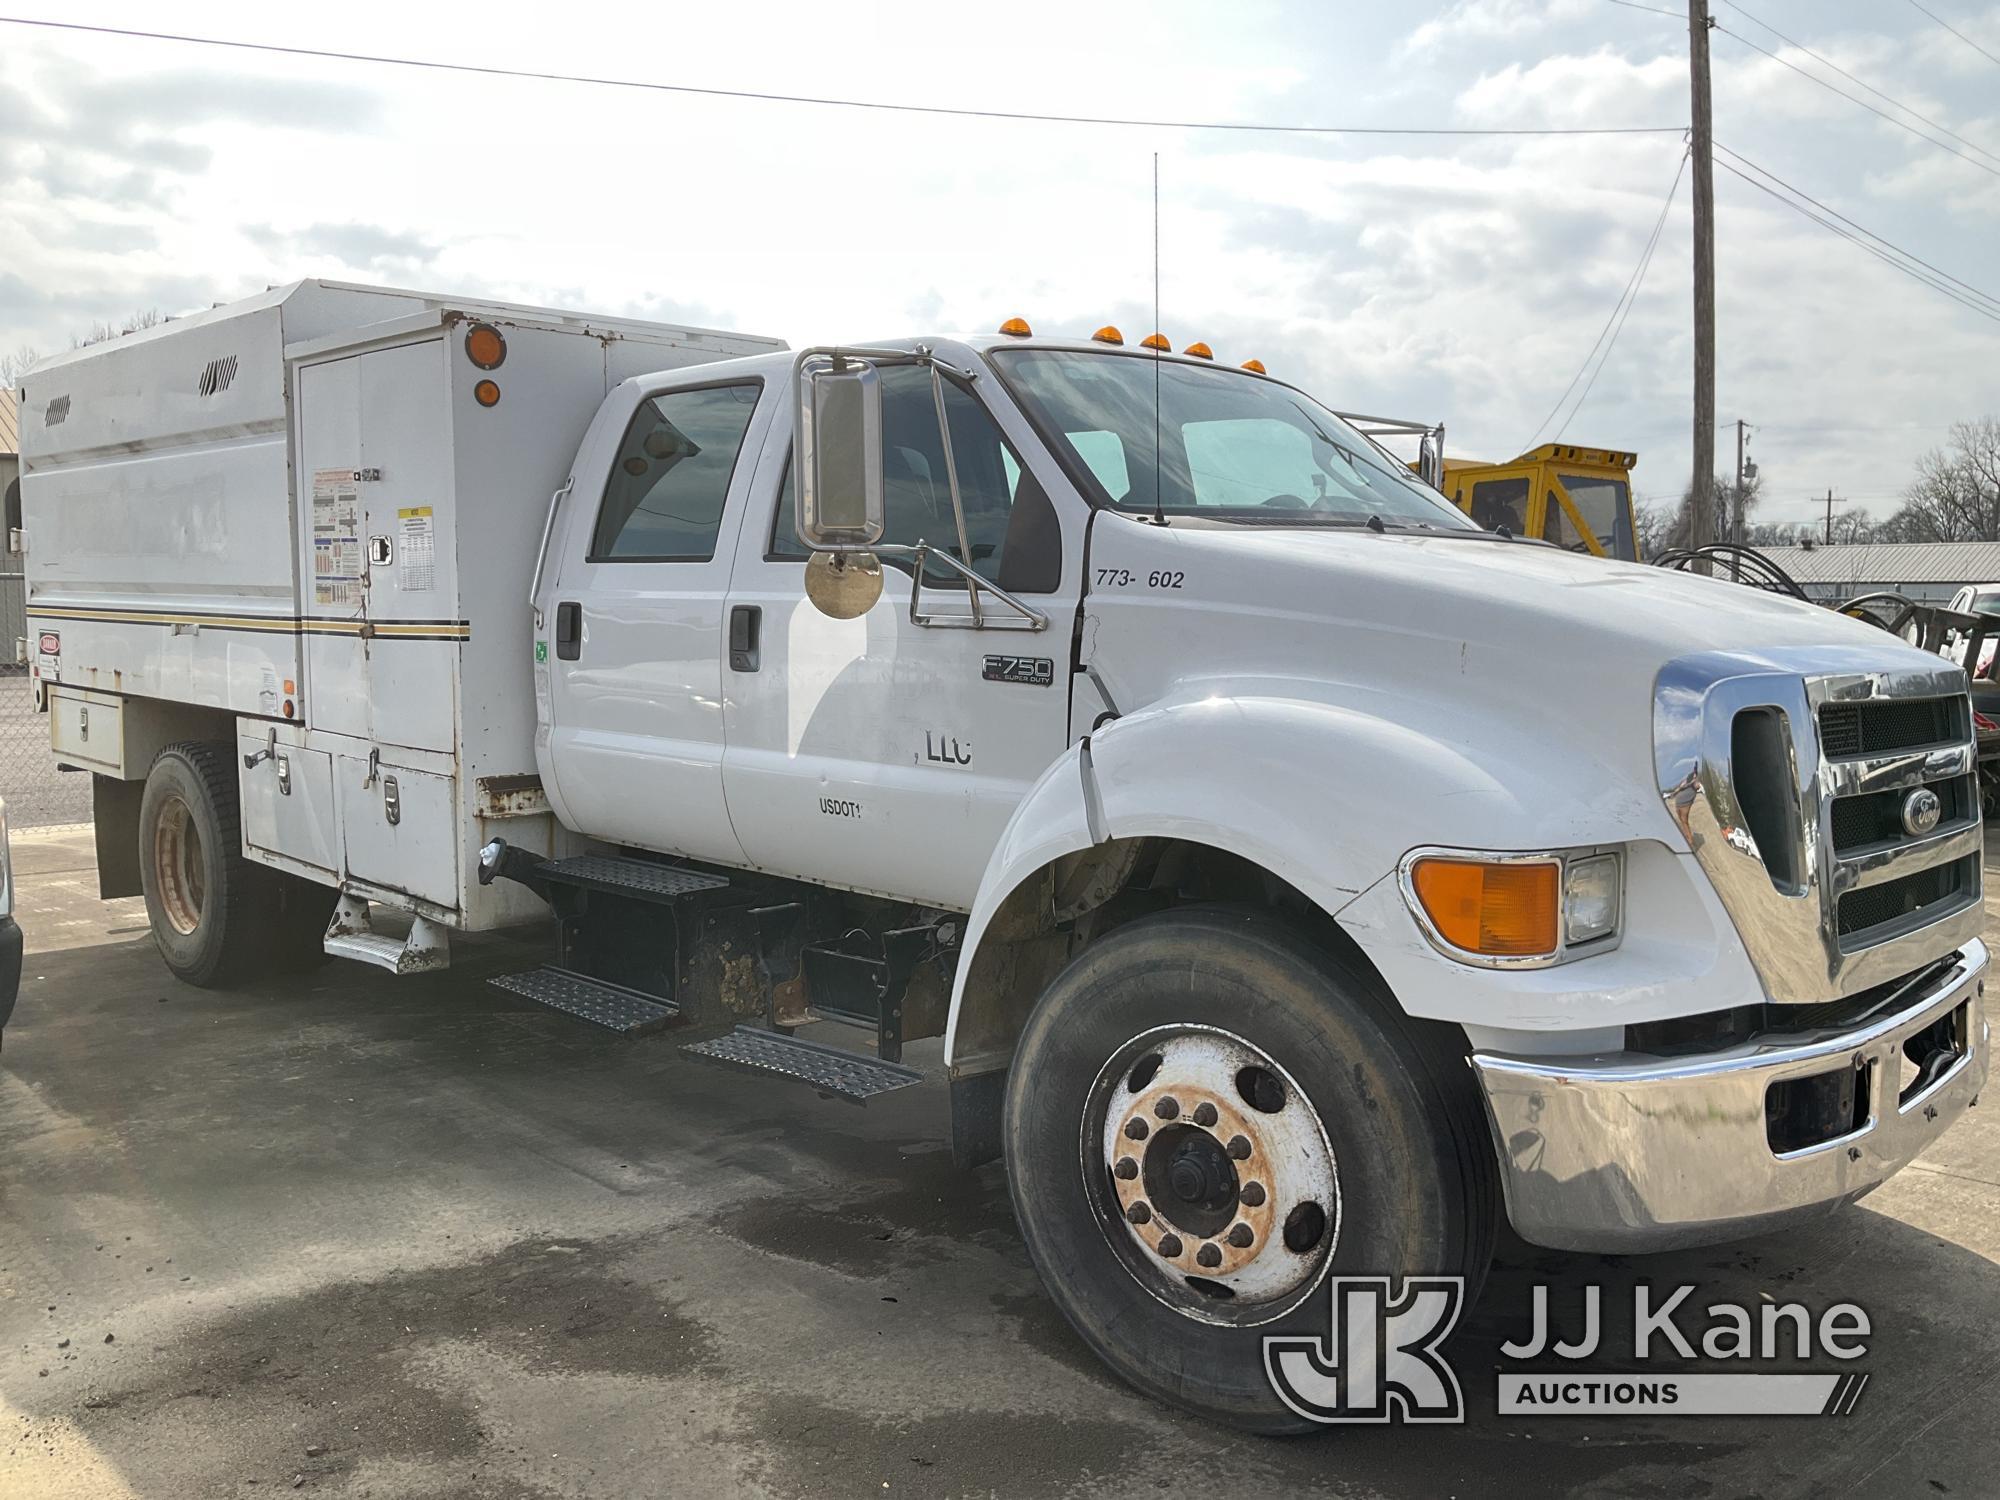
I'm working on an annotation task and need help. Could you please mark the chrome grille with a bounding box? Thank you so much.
[1817,696,1966,760]
[1656,651,1985,1004]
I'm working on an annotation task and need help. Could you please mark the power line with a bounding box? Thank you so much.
[1715,24,2000,179]
[1722,1,2000,166]
[0,15,1687,138]
[1603,0,1684,17]
[1714,156,2000,323]
[1527,147,1690,449]
[1905,0,2000,70]
[1714,143,2000,310]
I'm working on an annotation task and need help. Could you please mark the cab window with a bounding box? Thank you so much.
[770,365,1059,590]
[590,382,761,561]
[1466,477,1528,533]
[1543,489,1587,550]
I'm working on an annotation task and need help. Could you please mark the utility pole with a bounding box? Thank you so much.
[1733,418,1746,541]
[1689,0,1716,555]
[1825,487,1835,545]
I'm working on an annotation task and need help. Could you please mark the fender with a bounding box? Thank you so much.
[944,684,1731,1073]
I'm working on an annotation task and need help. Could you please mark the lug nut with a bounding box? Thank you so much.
[1196,1243,1222,1268]
[1114,1157,1139,1181]
[1239,1182,1266,1207]
[1124,1118,1149,1141]
[1156,1234,1183,1258]
[1227,1222,1255,1248]
[1226,1135,1252,1160]
[1154,1096,1180,1120]
[1192,1102,1218,1127]
[1126,1201,1152,1225]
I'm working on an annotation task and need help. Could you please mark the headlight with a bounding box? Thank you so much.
[1400,846,1623,969]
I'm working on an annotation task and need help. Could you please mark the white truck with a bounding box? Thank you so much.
[16,281,1989,1430]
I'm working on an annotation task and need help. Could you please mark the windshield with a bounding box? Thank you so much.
[990,349,1478,531]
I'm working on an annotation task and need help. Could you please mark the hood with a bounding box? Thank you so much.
[1078,518,1946,848]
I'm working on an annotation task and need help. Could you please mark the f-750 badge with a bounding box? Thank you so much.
[982,655,1054,686]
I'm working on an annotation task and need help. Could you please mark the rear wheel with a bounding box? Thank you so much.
[139,743,265,987]
[1004,906,1496,1433]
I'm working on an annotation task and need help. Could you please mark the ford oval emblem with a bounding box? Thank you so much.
[1902,787,1943,837]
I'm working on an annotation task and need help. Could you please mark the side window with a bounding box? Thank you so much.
[1467,478,1528,533]
[768,366,1061,591]
[590,382,760,561]
[1543,489,1587,550]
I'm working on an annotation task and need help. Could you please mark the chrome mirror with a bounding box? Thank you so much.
[796,358,885,548]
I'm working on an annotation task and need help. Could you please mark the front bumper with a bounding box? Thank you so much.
[1473,938,1988,1252]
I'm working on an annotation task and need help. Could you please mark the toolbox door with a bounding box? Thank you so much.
[296,340,457,754]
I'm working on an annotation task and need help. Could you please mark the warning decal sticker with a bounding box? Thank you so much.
[312,468,363,609]
[397,507,436,593]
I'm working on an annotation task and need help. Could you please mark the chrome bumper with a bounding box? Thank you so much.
[1473,938,1989,1252]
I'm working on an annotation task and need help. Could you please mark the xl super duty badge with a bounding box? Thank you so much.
[983,654,1054,686]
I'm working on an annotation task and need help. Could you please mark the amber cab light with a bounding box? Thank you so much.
[1183,341,1214,359]
[1241,358,1267,374]
[1140,332,1171,351]
[1409,857,1559,958]
[1091,326,1125,345]
[998,316,1033,337]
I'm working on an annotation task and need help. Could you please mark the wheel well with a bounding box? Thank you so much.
[950,837,1385,1078]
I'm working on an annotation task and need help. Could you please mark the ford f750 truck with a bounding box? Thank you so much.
[16,282,1988,1430]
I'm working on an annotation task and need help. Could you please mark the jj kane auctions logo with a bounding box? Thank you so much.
[1265,1278,1873,1423]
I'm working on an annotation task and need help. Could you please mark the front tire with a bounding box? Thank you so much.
[1003,906,1496,1433]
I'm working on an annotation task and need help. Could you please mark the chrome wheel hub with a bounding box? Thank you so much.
[1089,1026,1339,1322]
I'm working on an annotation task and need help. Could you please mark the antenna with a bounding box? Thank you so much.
[1152,151,1166,526]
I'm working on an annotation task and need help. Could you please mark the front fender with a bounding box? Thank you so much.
[944,688,1734,1071]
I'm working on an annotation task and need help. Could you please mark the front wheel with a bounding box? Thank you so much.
[1003,906,1497,1433]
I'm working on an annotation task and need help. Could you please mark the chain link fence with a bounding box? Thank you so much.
[0,567,91,829]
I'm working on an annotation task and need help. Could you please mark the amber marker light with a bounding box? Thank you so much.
[1091,326,1125,345]
[464,322,507,370]
[1408,857,1559,958]
[1139,332,1171,351]
[474,379,502,407]
[998,317,1033,336]
[1241,358,1267,374]
[1183,342,1214,359]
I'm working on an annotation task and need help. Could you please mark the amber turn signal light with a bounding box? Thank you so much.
[474,379,501,407]
[998,316,1033,337]
[1408,857,1559,958]
[464,322,507,370]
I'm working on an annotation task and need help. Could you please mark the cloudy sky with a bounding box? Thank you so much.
[2,0,1996,530]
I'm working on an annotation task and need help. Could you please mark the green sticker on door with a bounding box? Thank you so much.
[535,640,548,663]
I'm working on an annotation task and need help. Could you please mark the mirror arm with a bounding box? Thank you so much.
[927,364,981,626]
[907,544,1049,632]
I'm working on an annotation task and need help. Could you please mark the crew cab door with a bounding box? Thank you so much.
[540,375,776,865]
[721,364,1080,910]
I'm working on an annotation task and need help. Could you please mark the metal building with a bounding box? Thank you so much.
[1753,540,2000,607]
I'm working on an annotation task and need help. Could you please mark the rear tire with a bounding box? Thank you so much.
[138,742,265,988]
[1003,906,1497,1433]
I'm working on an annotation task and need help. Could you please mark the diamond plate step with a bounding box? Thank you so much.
[490,966,678,1035]
[537,855,731,903]
[682,1026,923,1104]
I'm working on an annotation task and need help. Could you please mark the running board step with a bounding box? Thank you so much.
[323,899,449,975]
[490,965,679,1035]
[537,856,730,904]
[682,1026,923,1104]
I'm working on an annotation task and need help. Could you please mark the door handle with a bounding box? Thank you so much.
[555,601,582,661]
[729,604,762,672]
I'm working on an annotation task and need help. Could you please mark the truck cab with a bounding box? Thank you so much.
[1441,443,1640,559]
[24,295,1988,1433]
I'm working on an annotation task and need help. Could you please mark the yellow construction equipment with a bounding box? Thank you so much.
[1440,444,1639,560]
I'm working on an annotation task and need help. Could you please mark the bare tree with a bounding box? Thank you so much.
[0,345,45,386]
[1883,418,2000,542]
[75,309,163,350]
